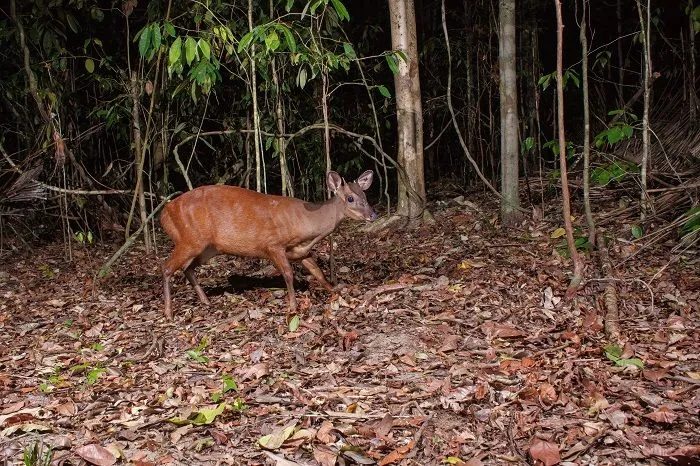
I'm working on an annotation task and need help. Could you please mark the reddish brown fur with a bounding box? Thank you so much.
[160,171,376,319]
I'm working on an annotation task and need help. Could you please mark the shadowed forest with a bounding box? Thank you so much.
[0,0,698,464]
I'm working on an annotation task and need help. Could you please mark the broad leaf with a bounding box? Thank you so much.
[169,36,182,66]
[139,25,152,57]
[330,0,350,21]
[198,38,211,60]
[185,36,198,65]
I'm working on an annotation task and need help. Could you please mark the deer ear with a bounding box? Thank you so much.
[355,170,373,191]
[327,171,343,193]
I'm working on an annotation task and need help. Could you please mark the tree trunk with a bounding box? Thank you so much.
[388,0,430,227]
[580,0,596,249]
[498,0,520,226]
[555,0,584,297]
[636,0,652,219]
[248,0,262,192]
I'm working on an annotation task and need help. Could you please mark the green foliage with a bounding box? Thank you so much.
[74,230,94,245]
[689,5,700,33]
[681,206,700,234]
[631,224,643,239]
[604,344,644,369]
[538,69,580,91]
[212,375,239,402]
[590,160,639,186]
[521,136,534,155]
[23,441,52,466]
[186,338,210,364]
[542,139,574,159]
[593,51,611,71]
[594,109,637,149]
[169,403,228,426]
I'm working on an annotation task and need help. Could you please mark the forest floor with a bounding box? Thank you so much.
[0,191,698,466]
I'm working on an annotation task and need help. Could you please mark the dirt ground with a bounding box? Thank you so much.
[0,194,698,465]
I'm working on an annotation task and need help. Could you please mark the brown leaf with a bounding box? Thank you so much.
[75,444,117,466]
[538,383,558,403]
[316,421,335,444]
[438,334,460,352]
[239,363,269,380]
[313,445,338,466]
[529,438,561,466]
[644,406,678,424]
[54,400,77,416]
[642,368,669,382]
[374,413,394,438]
[378,441,414,466]
[481,321,527,339]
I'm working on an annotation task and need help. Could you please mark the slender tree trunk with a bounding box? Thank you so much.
[388,0,430,227]
[555,0,584,297]
[270,0,292,197]
[580,0,596,249]
[498,0,521,225]
[128,71,151,252]
[636,0,652,219]
[248,0,262,192]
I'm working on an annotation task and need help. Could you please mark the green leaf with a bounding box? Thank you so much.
[186,350,209,363]
[279,25,297,52]
[343,42,356,59]
[265,30,280,51]
[84,58,95,73]
[190,403,227,425]
[631,224,643,239]
[150,24,162,53]
[198,38,211,60]
[330,0,350,21]
[616,358,644,369]
[288,314,300,332]
[238,31,254,53]
[169,403,227,426]
[310,0,324,15]
[608,126,623,145]
[169,36,182,66]
[185,36,198,65]
[66,13,80,33]
[385,54,399,75]
[550,227,566,239]
[139,25,152,58]
[164,22,176,38]
[604,344,622,360]
[286,0,294,12]
[222,375,238,393]
[378,85,391,98]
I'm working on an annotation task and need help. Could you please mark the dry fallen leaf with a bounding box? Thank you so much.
[644,406,678,424]
[529,438,561,466]
[74,444,117,466]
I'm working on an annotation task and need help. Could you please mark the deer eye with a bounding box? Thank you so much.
[347,195,355,203]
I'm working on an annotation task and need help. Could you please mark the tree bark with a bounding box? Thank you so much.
[498,0,521,226]
[555,0,584,297]
[580,0,596,249]
[388,0,429,227]
[636,0,652,220]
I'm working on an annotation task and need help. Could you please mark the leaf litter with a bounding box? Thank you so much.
[0,194,698,465]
